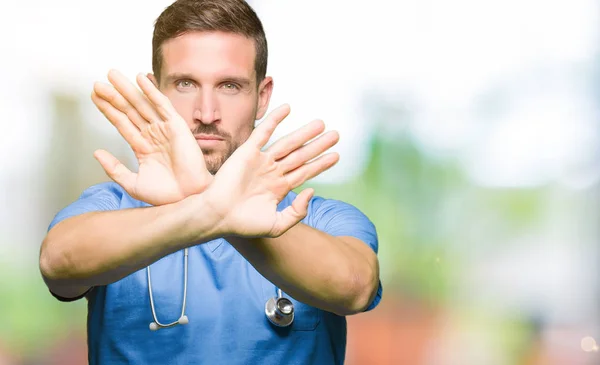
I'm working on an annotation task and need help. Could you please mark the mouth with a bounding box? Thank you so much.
[195,134,225,150]
[194,134,224,141]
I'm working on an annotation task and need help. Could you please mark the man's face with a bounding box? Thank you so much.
[156,31,272,174]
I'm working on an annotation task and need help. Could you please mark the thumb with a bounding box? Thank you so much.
[271,188,314,236]
[94,149,137,193]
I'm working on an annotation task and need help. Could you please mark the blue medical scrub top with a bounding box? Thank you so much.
[48,183,382,365]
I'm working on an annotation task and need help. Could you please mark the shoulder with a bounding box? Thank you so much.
[281,191,367,217]
[78,182,148,208]
[308,194,373,230]
[79,182,125,199]
[308,195,365,217]
[48,182,144,231]
[281,191,378,251]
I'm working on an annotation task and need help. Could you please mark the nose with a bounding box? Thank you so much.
[192,89,220,125]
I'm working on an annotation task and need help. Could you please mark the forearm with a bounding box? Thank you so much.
[40,193,221,288]
[228,223,379,316]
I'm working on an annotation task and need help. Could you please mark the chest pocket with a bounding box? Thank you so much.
[260,279,321,331]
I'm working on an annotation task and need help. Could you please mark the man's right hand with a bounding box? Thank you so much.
[91,70,213,206]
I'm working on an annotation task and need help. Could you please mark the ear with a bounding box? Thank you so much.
[256,76,273,120]
[147,73,159,88]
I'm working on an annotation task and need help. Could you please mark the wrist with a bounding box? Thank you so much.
[179,192,229,242]
[186,174,214,198]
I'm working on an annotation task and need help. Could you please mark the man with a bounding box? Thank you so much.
[39,0,382,364]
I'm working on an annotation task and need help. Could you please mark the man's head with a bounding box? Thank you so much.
[151,0,273,174]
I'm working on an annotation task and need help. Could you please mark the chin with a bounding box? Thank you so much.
[203,154,226,175]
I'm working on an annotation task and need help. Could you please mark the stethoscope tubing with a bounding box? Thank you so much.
[146,247,294,330]
[147,248,189,330]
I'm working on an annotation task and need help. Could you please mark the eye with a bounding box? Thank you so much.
[176,79,195,90]
[222,83,239,91]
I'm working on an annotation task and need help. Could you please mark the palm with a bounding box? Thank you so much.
[210,145,292,236]
[128,119,211,205]
[92,70,212,206]
[206,105,341,238]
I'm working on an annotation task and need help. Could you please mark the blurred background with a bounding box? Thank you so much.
[1,0,599,364]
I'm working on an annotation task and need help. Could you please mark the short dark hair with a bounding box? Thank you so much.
[152,0,268,83]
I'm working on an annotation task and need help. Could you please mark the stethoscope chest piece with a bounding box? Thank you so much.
[265,292,294,327]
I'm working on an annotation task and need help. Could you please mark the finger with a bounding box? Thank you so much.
[248,104,291,148]
[94,82,148,130]
[271,188,314,236]
[136,73,176,122]
[91,90,149,151]
[266,119,325,159]
[93,149,137,193]
[285,152,340,189]
[278,130,339,173]
[107,69,162,124]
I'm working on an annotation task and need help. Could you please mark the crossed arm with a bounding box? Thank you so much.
[39,70,380,315]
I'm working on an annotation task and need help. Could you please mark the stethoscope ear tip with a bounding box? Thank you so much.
[178,315,189,325]
[149,316,189,331]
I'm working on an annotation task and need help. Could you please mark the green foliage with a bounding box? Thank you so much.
[304,129,548,305]
[0,264,86,355]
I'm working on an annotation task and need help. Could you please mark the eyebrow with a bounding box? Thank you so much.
[164,73,252,87]
[163,72,195,85]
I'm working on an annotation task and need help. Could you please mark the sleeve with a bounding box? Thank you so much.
[46,182,123,302]
[308,197,383,312]
[48,182,123,231]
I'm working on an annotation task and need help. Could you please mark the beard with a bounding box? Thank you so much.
[201,142,239,175]
[192,123,251,175]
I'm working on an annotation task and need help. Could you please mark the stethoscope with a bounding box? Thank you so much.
[147,248,190,331]
[147,248,295,331]
[264,287,295,327]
